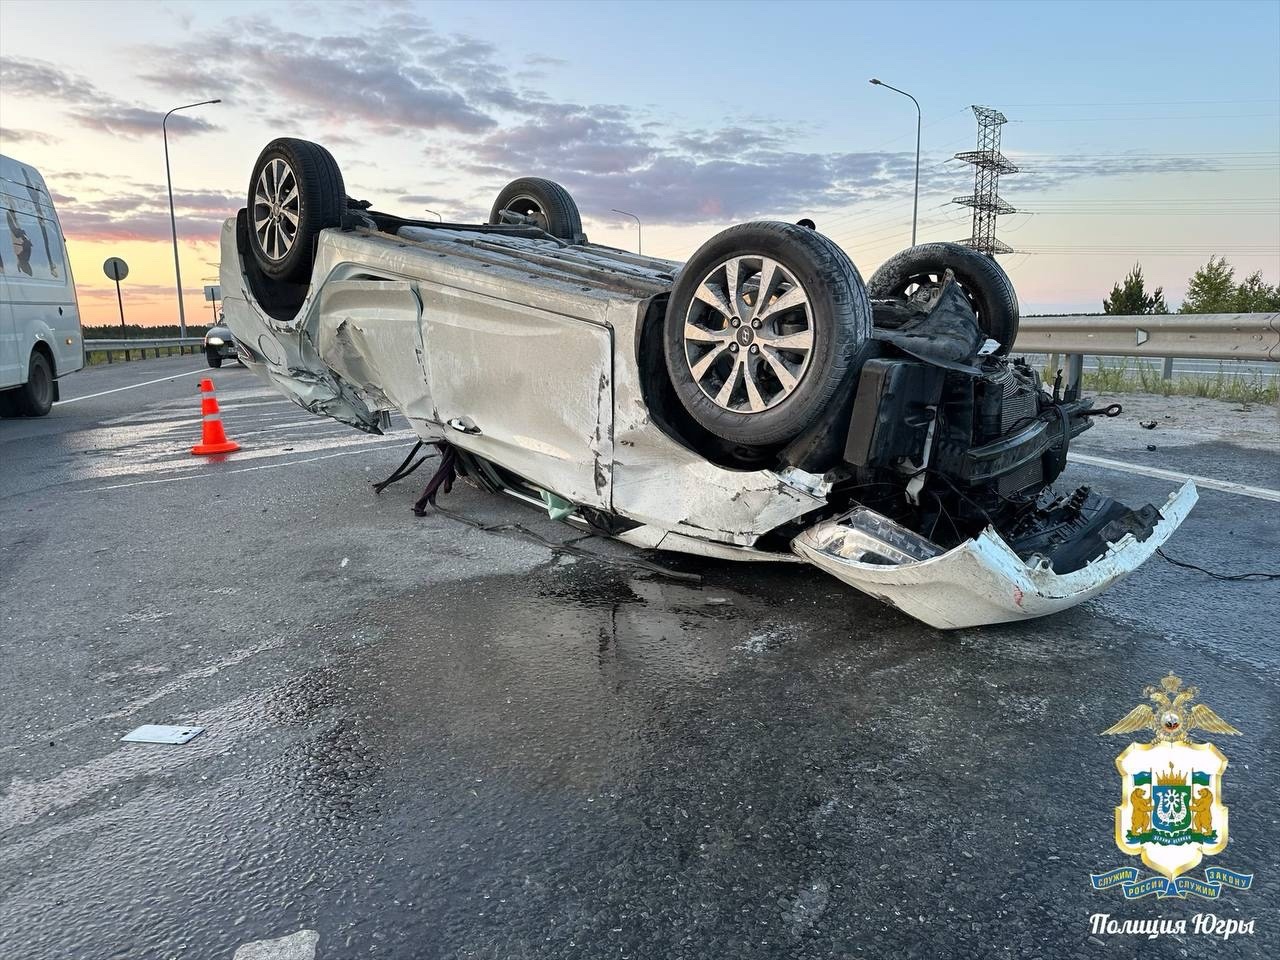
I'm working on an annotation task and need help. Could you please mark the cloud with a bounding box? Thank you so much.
[0,56,97,102]
[0,55,219,140]
[524,54,567,68]
[68,105,215,138]
[77,282,181,302]
[0,127,59,146]
[58,186,238,244]
[108,12,1254,237]
[138,20,495,135]
[1009,154,1221,194]
[463,100,923,223]
[130,16,931,224]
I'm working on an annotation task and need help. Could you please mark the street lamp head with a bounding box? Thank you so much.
[869,78,881,85]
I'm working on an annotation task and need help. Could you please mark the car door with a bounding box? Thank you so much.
[419,280,613,510]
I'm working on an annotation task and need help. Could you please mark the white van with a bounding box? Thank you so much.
[0,154,83,416]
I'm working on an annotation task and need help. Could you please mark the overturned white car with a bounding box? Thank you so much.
[220,138,1196,629]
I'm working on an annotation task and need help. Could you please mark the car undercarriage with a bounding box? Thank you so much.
[221,138,1197,629]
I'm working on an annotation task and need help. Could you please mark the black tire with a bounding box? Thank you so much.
[488,178,582,241]
[207,351,223,369]
[663,221,871,446]
[17,350,54,417]
[867,242,1019,354]
[246,138,346,283]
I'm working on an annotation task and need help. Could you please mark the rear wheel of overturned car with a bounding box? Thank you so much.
[867,241,1019,354]
[488,178,582,241]
[246,138,346,283]
[663,221,872,446]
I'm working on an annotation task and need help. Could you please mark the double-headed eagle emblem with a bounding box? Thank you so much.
[1102,672,1241,743]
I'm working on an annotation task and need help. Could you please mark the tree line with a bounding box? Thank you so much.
[1103,256,1280,316]
[82,323,213,339]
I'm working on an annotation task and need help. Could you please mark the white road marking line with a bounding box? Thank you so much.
[95,438,410,491]
[217,397,297,409]
[55,368,207,405]
[1068,452,1280,503]
[231,417,358,439]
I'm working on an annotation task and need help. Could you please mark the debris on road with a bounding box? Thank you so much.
[120,724,205,745]
[1140,420,1158,429]
[232,930,319,960]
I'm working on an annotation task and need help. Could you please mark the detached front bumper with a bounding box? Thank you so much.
[792,482,1198,630]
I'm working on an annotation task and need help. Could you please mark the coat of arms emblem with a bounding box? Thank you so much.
[1092,673,1253,899]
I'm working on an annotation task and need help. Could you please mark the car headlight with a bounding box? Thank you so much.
[206,336,225,346]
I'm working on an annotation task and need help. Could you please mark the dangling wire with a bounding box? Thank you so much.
[372,440,429,494]
[1155,549,1280,582]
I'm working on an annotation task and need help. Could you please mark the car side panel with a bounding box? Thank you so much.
[419,282,613,509]
[314,279,434,422]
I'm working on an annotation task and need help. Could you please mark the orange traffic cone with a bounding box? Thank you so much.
[191,378,240,455]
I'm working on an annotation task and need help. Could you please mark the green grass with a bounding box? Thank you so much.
[1046,358,1279,405]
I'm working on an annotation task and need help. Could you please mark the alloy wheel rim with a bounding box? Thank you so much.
[253,157,301,261]
[682,255,815,413]
[504,195,548,232]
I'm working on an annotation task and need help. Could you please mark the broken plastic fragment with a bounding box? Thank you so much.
[121,724,205,745]
[539,489,574,521]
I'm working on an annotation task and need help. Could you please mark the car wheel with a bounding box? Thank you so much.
[207,351,223,369]
[663,221,872,446]
[247,138,346,283]
[488,178,583,242]
[867,242,1019,354]
[16,350,55,417]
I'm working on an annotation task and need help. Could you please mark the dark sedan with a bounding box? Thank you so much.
[204,320,240,368]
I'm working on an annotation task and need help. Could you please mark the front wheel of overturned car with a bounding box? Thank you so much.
[663,221,872,446]
[488,178,583,242]
[246,138,346,283]
[867,241,1019,354]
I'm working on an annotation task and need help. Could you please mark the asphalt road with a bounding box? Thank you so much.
[2,357,1277,960]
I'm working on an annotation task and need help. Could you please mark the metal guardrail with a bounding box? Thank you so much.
[1012,312,1279,392]
[1013,313,1280,362]
[84,337,205,363]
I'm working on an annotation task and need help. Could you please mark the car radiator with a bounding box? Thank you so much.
[994,367,1044,497]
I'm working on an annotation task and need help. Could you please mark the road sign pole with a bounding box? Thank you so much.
[115,277,126,337]
[103,257,131,341]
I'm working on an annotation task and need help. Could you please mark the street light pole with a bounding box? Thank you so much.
[869,78,921,246]
[164,98,220,337]
[611,208,642,255]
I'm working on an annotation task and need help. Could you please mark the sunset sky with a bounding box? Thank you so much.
[1,0,1277,327]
